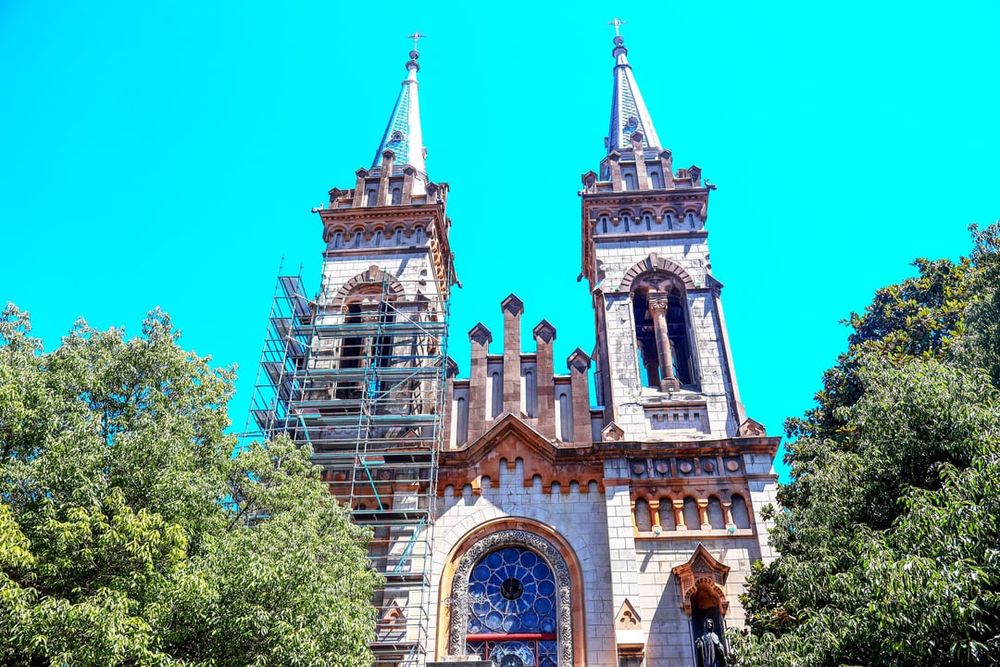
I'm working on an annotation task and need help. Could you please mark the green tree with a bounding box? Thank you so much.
[0,306,381,666]
[734,223,1000,666]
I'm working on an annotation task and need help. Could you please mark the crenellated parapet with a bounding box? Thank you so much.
[447,296,601,449]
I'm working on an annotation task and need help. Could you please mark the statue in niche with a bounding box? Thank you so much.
[694,618,727,667]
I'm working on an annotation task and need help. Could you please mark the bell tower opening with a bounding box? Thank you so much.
[630,273,697,391]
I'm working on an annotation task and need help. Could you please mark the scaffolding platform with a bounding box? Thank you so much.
[244,268,451,667]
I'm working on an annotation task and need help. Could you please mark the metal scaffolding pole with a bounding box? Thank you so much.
[244,269,450,667]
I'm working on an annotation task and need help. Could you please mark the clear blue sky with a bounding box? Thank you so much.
[2,1,997,478]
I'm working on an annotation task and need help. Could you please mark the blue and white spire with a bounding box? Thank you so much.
[372,44,426,175]
[606,30,662,153]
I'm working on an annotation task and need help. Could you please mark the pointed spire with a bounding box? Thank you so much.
[372,44,426,175]
[606,29,662,154]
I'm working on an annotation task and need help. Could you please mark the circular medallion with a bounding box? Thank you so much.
[655,462,669,474]
[500,577,524,600]
[678,461,693,474]
[726,460,740,472]
[704,461,715,473]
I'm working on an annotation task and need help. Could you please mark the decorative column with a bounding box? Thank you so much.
[467,324,492,440]
[501,295,524,415]
[647,292,680,391]
[532,321,557,439]
[649,500,662,533]
[673,499,686,531]
[697,499,711,530]
[722,501,735,530]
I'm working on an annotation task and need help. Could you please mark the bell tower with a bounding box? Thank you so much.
[581,32,749,442]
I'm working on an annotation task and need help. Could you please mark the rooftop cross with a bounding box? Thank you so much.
[407,32,426,52]
[608,17,626,37]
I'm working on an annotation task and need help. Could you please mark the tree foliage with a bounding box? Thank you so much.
[734,223,1000,666]
[0,307,381,666]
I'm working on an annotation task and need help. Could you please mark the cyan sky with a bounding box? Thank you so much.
[2,1,998,478]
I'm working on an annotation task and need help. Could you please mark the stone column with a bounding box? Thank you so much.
[722,501,735,530]
[649,500,662,531]
[501,295,524,415]
[443,357,458,449]
[647,292,680,391]
[567,348,593,444]
[698,499,711,530]
[532,320,556,439]
[467,324,492,441]
[673,499,686,531]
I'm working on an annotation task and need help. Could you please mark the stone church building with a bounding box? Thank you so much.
[250,30,779,667]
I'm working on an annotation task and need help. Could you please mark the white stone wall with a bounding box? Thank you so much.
[429,461,618,667]
[635,538,760,666]
[319,247,443,301]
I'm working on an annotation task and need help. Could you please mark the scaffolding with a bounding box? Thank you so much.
[245,268,450,667]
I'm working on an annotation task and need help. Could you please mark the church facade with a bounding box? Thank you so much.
[251,31,779,667]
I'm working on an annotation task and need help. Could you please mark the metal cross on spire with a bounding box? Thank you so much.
[608,17,626,37]
[407,32,426,51]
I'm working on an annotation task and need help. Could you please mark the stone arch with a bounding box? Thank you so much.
[619,253,696,292]
[438,518,586,666]
[330,265,405,310]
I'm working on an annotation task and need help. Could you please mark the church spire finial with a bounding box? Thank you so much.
[371,36,427,176]
[605,21,661,154]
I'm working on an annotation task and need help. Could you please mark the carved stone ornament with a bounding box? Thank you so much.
[737,418,766,437]
[671,544,731,615]
[448,530,573,665]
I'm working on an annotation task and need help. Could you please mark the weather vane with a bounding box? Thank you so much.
[407,32,426,51]
[608,17,626,37]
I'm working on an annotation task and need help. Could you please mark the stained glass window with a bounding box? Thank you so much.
[466,546,559,666]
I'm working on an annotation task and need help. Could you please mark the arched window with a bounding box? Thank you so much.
[683,497,701,530]
[731,494,751,529]
[465,547,559,666]
[373,230,383,246]
[491,371,503,418]
[332,232,343,248]
[650,170,663,188]
[686,212,697,229]
[635,498,652,532]
[366,188,377,206]
[599,215,609,234]
[630,272,697,390]
[707,497,725,529]
[456,397,469,446]
[394,227,403,244]
[391,186,402,205]
[623,173,636,191]
[664,213,675,230]
[353,231,363,247]
[557,390,572,441]
[336,284,395,400]
[642,212,653,231]
[659,497,676,531]
[524,370,537,418]
[414,226,425,243]
[452,535,572,667]
[621,212,631,232]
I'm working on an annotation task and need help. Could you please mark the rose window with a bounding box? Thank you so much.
[465,546,559,666]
